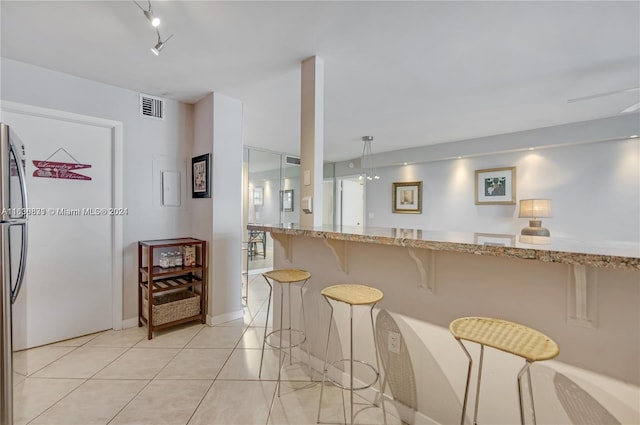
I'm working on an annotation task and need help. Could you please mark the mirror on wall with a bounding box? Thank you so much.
[242,147,339,278]
[244,148,281,274]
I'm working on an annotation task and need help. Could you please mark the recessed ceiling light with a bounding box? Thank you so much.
[528,147,535,151]
[403,162,408,166]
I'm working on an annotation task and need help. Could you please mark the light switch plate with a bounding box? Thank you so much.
[304,169,311,186]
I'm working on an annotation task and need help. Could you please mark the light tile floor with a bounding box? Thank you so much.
[12,274,403,425]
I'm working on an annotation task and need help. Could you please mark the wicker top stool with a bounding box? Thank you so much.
[449,316,559,425]
[321,284,384,305]
[259,268,311,403]
[263,269,311,284]
[317,284,387,425]
[450,317,559,362]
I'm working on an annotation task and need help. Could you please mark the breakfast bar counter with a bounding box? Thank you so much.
[247,224,640,270]
[249,223,639,425]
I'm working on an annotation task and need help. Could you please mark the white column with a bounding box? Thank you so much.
[192,92,244,324]
[300,56,324,227]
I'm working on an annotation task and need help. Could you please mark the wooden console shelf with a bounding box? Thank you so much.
[138,238,207,339]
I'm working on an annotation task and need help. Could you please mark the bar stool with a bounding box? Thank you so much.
[449,317,560,425]
[317,284,387,425]
[259,269,311,396]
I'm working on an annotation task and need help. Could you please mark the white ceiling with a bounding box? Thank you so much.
[1,1,639,162]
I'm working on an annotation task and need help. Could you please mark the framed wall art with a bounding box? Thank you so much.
[392,181,422,214]
[191,153,211,198]
[473,233,516,247]
[281,189,294,212]
[253,187,263,206]
[474,167,516,205]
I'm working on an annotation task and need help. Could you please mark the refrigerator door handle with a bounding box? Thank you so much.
[9,135,29,216]
[8,131,29,304]
[10,222,28,304]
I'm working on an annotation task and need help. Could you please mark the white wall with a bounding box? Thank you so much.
[192,93,244,324]
[1,58,193,322]
[210,93,243,322]
[365,136,639,242]
[192,93,214,314]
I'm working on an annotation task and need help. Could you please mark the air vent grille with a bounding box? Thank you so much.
[285,155,301,166]
[140,94,164,119]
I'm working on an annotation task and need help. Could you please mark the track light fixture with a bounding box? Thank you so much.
[133,0,160,27]
[151,29,174,55]
[132,1,174,55]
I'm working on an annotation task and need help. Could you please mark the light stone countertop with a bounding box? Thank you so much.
[247,223,640,271]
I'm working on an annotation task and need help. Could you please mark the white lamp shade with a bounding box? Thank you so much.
[519,199,552,218]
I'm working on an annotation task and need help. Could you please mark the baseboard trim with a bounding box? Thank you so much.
[207,309,244,326]
[248,267,272,276]
[121,317,139,329]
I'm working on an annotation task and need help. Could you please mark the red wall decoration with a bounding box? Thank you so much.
[32,148,92,181]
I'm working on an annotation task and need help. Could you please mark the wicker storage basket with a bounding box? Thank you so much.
[142,290,200,326]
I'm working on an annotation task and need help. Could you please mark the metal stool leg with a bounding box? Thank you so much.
[299,279,312,379]
[288,283,293,366]
[277,283,285,397]
[370,304,387,425]
[517,361,535,425]
[473,345,485,425]
[527,364,536,425]
[349,304,354,425]
[258,276,273,379]
[456,339,473,425]
[317,297,334,424]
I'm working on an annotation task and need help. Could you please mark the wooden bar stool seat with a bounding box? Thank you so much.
[449,317,560,425]
[317,284,387,425]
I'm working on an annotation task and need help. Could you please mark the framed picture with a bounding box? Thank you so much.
[474,167,516,205]
[191,153,211,198]
[253,187,263,206]
[392,181,422,214]
[474,233,516,247]
[281,189,294,212]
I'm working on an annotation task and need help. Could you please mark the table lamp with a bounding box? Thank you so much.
[519,199,552,237]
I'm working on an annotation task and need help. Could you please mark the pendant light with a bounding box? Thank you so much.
[360,136,380,181]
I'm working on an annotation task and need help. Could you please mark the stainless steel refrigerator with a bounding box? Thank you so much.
[0,122,28,425]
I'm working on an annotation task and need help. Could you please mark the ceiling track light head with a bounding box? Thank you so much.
[134,0,160,27]
[151,29,174,55]
[144,10,160,27]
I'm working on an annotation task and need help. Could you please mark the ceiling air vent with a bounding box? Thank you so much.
[139,94,164,119]
[285,155,301,166]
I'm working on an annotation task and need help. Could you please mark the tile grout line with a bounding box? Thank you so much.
[106,324,208,425]
[185,284,276,424]
[23,330,106,378]
[20,271,285,425]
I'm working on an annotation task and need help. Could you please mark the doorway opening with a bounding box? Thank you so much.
[336,175,364,227]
